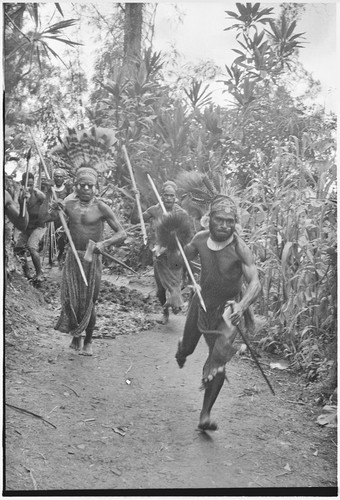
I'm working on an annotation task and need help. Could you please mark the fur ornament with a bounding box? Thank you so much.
[156,212,192,251]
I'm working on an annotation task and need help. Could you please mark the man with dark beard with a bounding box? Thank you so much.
[174,194,261,431]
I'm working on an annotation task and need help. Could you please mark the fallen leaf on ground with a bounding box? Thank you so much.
[112,427,126,436]
[270,360,290,370]
[317,413,337,428]
[322,405,337,412]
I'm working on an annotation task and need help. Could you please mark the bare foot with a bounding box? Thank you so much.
[198,417,218,432]
[172,306,182,315]
[156,313,169,325]
[69,337,81,351]
[175,340,186,368]
[80,342,93,356]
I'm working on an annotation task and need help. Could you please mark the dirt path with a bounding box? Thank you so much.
[4,269,337,493]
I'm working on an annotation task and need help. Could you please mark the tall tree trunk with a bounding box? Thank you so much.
[124,3,143,67]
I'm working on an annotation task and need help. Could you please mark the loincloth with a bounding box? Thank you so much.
[154,252,184,309]
[54,249,102,337]
[179,294,238,389]
[198,304,238,388]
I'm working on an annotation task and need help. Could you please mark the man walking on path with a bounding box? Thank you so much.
[15,172,47,283]
[131,180,192,325]
[4,189,29,231]
[53,168,73,200]
[42,169,73,267]
[168,194,261,431]
[51,166,126,356]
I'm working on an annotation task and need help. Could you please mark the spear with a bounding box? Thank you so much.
[29,128,88,287]
[22,147,32,217]
[122,146,148,246]
[147,173,207,313]
[236,324,275,395]
[228,301,275,395]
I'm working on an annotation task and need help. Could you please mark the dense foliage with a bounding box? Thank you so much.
[4,3,337,388]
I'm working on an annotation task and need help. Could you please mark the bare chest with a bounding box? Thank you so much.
[67,202,103,227]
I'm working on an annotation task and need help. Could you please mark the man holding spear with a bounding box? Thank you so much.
[15,172,46,283]
[157,194,261,431]
[32,125,126,355]
[131,178,192,325]
[50,166,126,355]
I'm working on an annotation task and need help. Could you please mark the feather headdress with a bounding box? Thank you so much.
[51,126,117,176]
[175,171,219,205]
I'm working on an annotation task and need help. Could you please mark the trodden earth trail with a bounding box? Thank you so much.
[4,268,337,493]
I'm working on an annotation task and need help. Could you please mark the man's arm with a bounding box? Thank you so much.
[97,202,127,250]
[46,199,66,222]
[130,202,152,224]
[184,234,200,261]
[33,188,46,204]
[229,235,261,324]
[4,190,29,231]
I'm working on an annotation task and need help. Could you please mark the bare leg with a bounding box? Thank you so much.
[16,249,32,279]
[198,371,225,431]
[70,336,82,351]
[80,306,95,356]
[156,306,169,325]
[154,261,170,325]
[175,295,202,367]
[57,232,66,269]
[29,247,44,281]
[23,258,33,279]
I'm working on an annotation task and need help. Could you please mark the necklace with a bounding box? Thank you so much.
[207,234,234,251]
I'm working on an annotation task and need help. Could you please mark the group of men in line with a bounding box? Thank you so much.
[5,168,72,282]
[5,162,261,431]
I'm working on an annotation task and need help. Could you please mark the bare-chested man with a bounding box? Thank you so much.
[15,172,46,282]
[4,189,29,291]
[173,194,261,431]
[4,189,29,231]
[52,166,126,355]
[42,169,73,266]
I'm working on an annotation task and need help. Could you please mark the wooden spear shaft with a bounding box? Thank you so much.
[146,173,207,312]
[29,129,88,287]
[22,148,31,217]
[122,146,148,246]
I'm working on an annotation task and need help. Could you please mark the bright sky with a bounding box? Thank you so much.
[151,2,337,112]
[6,1,339,113]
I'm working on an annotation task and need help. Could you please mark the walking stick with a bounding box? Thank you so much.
[29,128,88,287]
[228,300,275,395]
[146,173,207,313]
[236,324,275,395]
[42,225,49,265]
[22,147,32,217]
[122,146,148,246]
[49,221,56,265]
